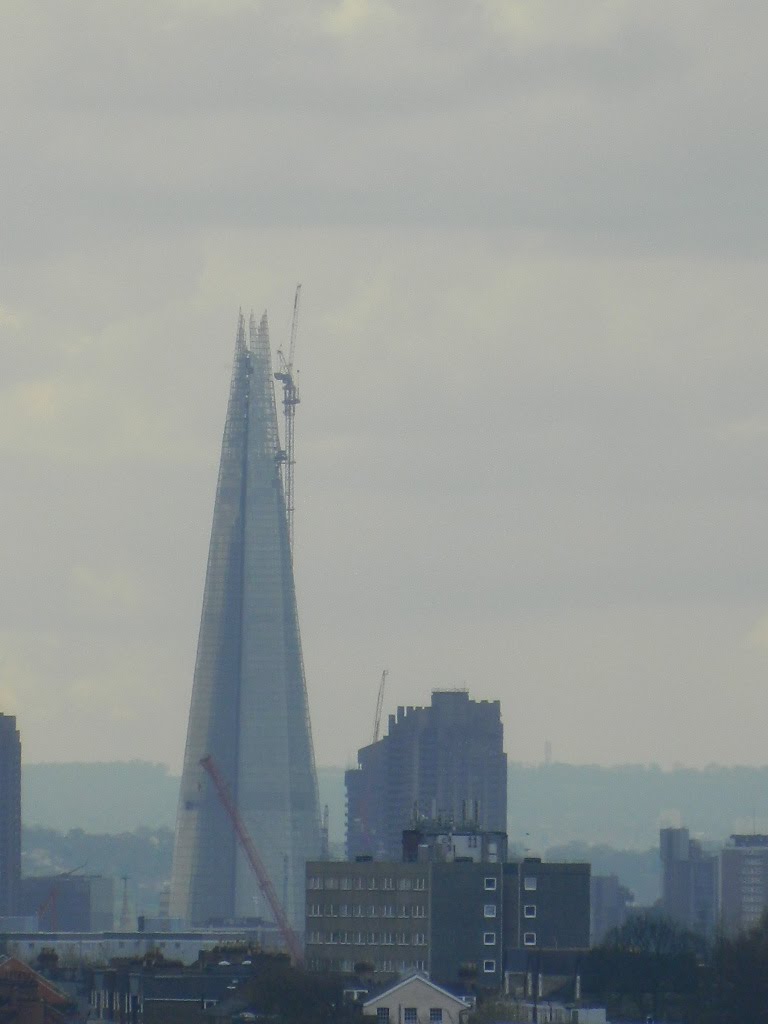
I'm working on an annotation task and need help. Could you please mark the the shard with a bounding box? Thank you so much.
[170,311,321,931]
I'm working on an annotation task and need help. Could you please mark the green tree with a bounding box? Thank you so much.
[583,913,705,1021]
[701,912,768,1024]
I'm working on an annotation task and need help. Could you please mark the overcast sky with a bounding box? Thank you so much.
[3,0,768,773]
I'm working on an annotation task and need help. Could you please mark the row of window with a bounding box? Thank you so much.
[307,904,427,918]
[378,1009,444,1023]
[308,876,426,891]
[307,931,427,946]
[306,958,427,974]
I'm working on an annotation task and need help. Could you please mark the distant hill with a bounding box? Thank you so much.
[23,760,768,850]
[23,762,179,833]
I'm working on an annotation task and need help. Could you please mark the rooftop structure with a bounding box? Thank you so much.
[171,311,320,931]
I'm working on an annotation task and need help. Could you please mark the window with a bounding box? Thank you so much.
[414,933,426,945]
[430,1011,443,1024]
[483,932,496,945]
[341,877,352,890]
[383,905,395,918]
[383,877,394,890]
[368,932,377,944]
[524,932,537,946]
[325,877,339,889]
[354,877,364,890]
[369,878,378,890]
[399,906,409,918]
[469,835,478,848]
[398,878,412,890]
[376,1010,390,1024]
[483,959,496,973]
[353,905,363,917]
[524,904,536,919]
[413,905,426,918]
[339,904,349,917]
[524,876,537,891]
[484,877,497,891]
[404,1009,417,1024]
[308,876,322,889]
[484,904,497,918]
[414,877,426,890]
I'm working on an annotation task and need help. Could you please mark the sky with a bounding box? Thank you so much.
[3,0,768,772]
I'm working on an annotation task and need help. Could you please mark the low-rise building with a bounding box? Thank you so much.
[361,972,471,1023]
[19,875,115,932]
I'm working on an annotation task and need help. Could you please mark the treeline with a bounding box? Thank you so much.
[581,911,768,1023]
[24,760,768,850]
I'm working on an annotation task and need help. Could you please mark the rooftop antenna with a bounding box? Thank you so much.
[275,284,302,553]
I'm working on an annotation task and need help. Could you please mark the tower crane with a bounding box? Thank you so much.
[372,669,389,744]
[199,755,304,965]
[275,284,301,553]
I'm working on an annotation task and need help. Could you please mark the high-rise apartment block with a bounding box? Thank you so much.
[720,834,768,936]
[0,714,21,916]
[171,312,320,930]
[345,691,507,860]
[590,874,634,945]
[659,827,718,938]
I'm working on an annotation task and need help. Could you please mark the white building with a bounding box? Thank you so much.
[363,972,471,1023]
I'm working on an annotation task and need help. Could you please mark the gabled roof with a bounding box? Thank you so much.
[363,971,470,1009]
[0,956,72,1006]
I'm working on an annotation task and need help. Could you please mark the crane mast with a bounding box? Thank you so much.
[199,754,304,964]
[372,668,389,744]
[275,284,301,553]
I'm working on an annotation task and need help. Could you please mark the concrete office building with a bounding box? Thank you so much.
[346,691,507,861]
[305,825,589,990]
[18,875,114,932]
[0,714,21,917]
[720,834,768,936]
[659,827,718,938]
[171,311,320,931]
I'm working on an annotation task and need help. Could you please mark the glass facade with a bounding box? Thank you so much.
[171,312,320,930]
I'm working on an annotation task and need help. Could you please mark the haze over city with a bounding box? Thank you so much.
[3,1,768,772]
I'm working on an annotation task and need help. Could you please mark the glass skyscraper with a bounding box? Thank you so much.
[170,311,320,930]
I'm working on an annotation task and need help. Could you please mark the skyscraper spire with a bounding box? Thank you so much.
[171,309,320,930]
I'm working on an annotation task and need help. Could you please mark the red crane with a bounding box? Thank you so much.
[199,755,304,965]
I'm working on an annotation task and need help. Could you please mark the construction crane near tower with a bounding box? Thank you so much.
[275,284,301,553]
[372,669,389,744]
[199,755,304,965]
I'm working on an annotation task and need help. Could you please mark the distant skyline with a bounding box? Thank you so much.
[3,2,768,771]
